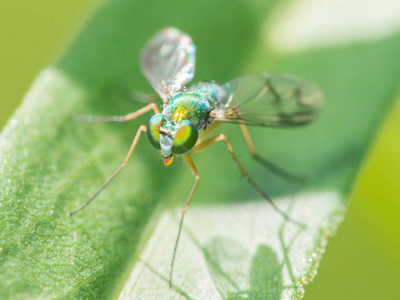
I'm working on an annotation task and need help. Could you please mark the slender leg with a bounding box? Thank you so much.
[239,123,306,183]
[69,125,147,216]
[191,134,304,227]
[196,122,221,144]
[169,154,200,287]
[71,103,160,123]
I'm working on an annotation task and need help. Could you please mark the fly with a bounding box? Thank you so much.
[69,27,323,287]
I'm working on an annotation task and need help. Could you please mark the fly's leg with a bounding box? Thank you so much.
[191,134,304,227]
[69,125,147,216]
[234,76,307,182]
[69,104,158,214]
[169,154,200,287]
[71,103,160,123]
[196,122,221,144]
[239,123,306,183]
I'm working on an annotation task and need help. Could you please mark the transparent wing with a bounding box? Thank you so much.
[140,27,196,102]
[214,73,323,127]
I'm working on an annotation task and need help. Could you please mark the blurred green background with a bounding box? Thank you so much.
[0,0,399,299]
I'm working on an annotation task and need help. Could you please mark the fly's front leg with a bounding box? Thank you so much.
[69,125,147,216]
[239,123,306,183]
[71,103,160,123]
[191,134,304,227]
[169,154,200,287]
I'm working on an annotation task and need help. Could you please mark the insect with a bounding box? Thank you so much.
[69,27,323,286]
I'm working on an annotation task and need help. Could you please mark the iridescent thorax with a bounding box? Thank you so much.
[147,82,226,164]
[164,83,226,126]
[164,92,211,127]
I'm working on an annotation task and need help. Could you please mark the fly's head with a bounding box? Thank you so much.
[146,113,198,165]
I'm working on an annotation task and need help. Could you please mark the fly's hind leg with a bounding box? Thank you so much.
[71,102,160,123]
[169,154,200,287]
[69,125,147,216]
[239,123,306,183]
[191,134,304,227]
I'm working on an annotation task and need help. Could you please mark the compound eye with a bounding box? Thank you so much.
[172,120,198,154]
[146,113,164,150]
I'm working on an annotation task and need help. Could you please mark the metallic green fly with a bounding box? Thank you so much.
[70,27,323,286]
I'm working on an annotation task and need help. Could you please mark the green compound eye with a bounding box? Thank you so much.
[146,113,165,150]
[172,120,198,154]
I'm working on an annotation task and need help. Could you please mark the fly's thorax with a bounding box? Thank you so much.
[163,92,212,129]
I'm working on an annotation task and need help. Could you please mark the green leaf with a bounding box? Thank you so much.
[1,0,399,299]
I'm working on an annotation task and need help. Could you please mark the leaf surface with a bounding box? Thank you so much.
[1,0,399,299]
